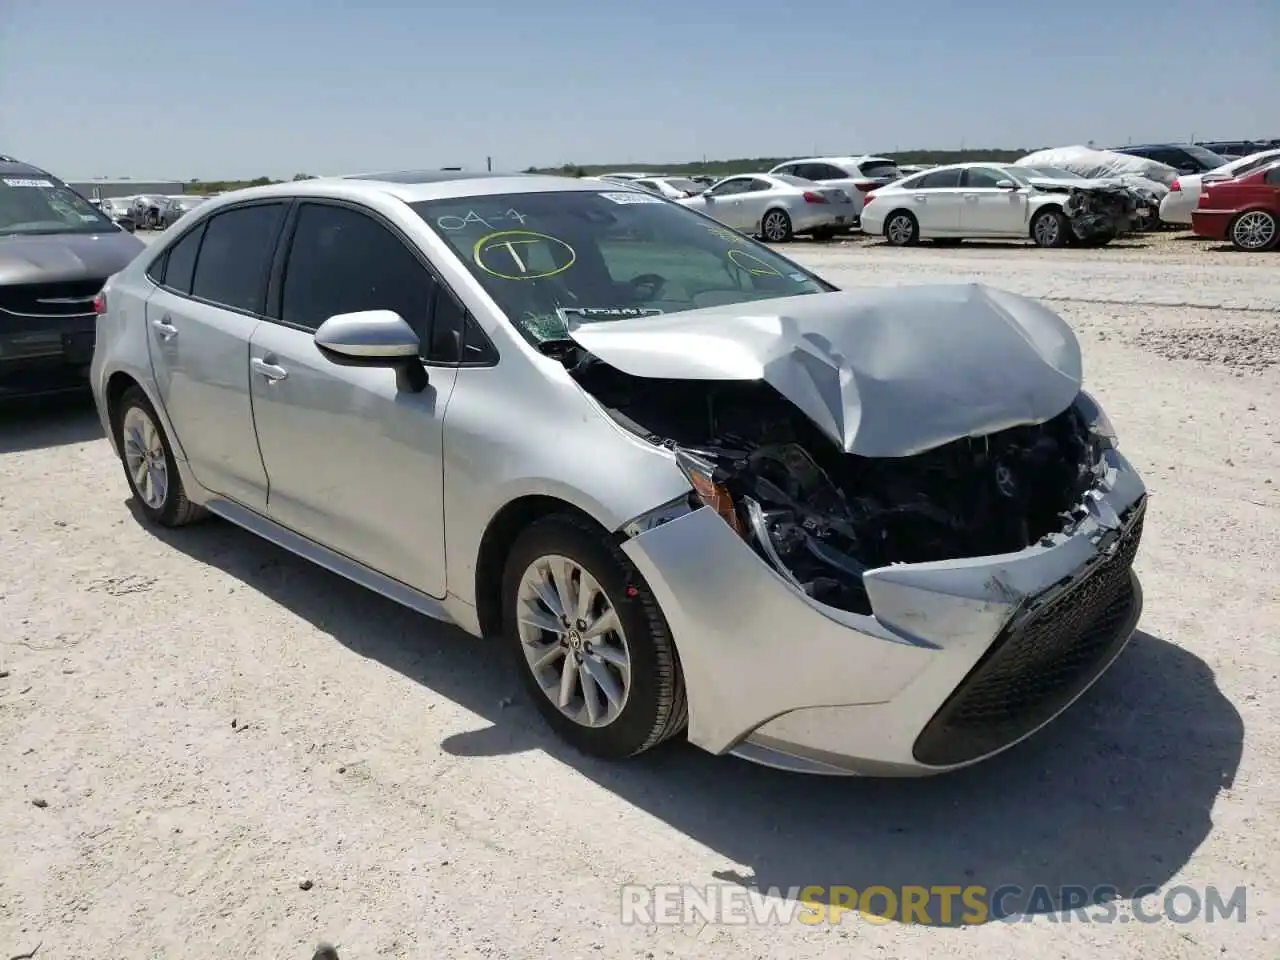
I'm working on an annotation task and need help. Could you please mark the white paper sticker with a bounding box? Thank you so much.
[3,177,55,188]
[599,191,663,204]
[79,213,100,221]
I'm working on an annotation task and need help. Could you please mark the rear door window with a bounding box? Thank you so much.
[190,203,286,313]
[916,168,962,189]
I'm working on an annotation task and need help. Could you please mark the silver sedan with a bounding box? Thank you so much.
[678,173,856,241]
[90,172,1146,776]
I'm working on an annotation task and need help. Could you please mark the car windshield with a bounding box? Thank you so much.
[1229,152,1280,176]
[413,189,834,344]
[996,167,1033,185]
[859,160,902,178]
[1029,166,1085,179]
[1184,145,1229,167]
[663,178,703,194]
[0,175,117,235]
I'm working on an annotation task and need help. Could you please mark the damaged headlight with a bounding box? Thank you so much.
[674,448,746,535]
[1074,390,1119,450]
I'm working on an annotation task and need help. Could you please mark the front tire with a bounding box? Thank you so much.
[1228,210,1278,251]
[501,513,687,760]
[760,208,793,243]
[114,386,204,527]
[1031,208,1069,248]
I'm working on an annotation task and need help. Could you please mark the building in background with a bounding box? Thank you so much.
[67,178,186,200]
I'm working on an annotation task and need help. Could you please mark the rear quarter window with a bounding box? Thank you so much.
[190,203,286,313]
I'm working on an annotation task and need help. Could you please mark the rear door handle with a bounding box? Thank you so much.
[965,194,979,202]
[151,317,178,340]
[913,195,927,202]
[251,357,288,382]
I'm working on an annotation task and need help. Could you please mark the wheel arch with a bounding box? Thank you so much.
[473,494,608,639]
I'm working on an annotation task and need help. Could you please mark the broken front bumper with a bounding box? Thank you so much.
[621,448,1147,776]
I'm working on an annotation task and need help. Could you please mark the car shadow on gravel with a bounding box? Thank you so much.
[139,511,1243,928]
[0,392,104,453]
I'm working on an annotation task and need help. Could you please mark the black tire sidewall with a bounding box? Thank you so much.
[115,387,183,525]
[501,515,673,759]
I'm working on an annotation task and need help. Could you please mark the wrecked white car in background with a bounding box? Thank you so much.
[1017,146,1172,229]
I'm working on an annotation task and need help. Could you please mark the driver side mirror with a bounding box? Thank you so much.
[995,179,1018,190]
[314,310,429,393]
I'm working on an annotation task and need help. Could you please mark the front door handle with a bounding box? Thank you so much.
[150,317,178,340]
[913,195,927,202]
[965,194,979,202]
[251,357,288,382]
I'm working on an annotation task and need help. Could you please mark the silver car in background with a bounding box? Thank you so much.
[90,172,1146,776]
[678,173,856,241]
[157,194,209,229]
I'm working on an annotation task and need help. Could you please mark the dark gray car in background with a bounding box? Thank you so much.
[1,156,146,399]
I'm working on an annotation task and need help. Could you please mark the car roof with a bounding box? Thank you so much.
[174,171,643,212]
[776,155,894,166]
[0,157,53,177]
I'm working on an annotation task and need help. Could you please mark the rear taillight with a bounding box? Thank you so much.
[802,191,827,204]
[93,291,108,315]
[1170,178,1181,192]
[864,193,877,205]
[855,181,876,192]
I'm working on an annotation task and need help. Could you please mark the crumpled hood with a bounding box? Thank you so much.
[0,230,146,285]
[567,283,1083,458]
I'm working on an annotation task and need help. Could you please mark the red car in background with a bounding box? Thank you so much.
[1192,160,1280,251]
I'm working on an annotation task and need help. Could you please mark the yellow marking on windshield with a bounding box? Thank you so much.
[473,230,576,280]
[727,249,783,277]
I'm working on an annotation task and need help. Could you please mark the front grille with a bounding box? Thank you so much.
[0,279,105,319]
[912,498,1146,767]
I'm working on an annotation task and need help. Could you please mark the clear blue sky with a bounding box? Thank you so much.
[1,0,1275,180]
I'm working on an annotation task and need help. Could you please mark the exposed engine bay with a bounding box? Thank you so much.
[562,349,1106,615]
[1042,184,1142,241]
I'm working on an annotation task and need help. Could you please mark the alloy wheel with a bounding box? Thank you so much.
[763,211,788,241]
[1034,214,1060,246]
[121,405,169,509]
[887,214,913,245]
[1232,211,1276,250]
[515,554,632,728]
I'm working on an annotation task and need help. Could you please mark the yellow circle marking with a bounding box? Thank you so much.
[473,230,576,280]
[727,248,783,277]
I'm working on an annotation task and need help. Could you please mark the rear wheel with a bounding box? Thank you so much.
[761,208,793,243]
[1228,210,1278,251]
[502,513,687,759]
[884,210,919,246]
[113,386,205,527]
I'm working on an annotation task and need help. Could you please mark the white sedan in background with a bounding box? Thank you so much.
[1159,148,1280,225]
[678,173,856,241]
[860,163,1083,247]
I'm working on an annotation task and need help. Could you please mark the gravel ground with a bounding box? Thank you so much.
[1,231,1277,960]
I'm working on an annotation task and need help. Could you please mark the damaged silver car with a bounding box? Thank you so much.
[90,173,1146,776]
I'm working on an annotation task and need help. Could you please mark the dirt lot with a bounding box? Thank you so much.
[2,232,1277,959]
